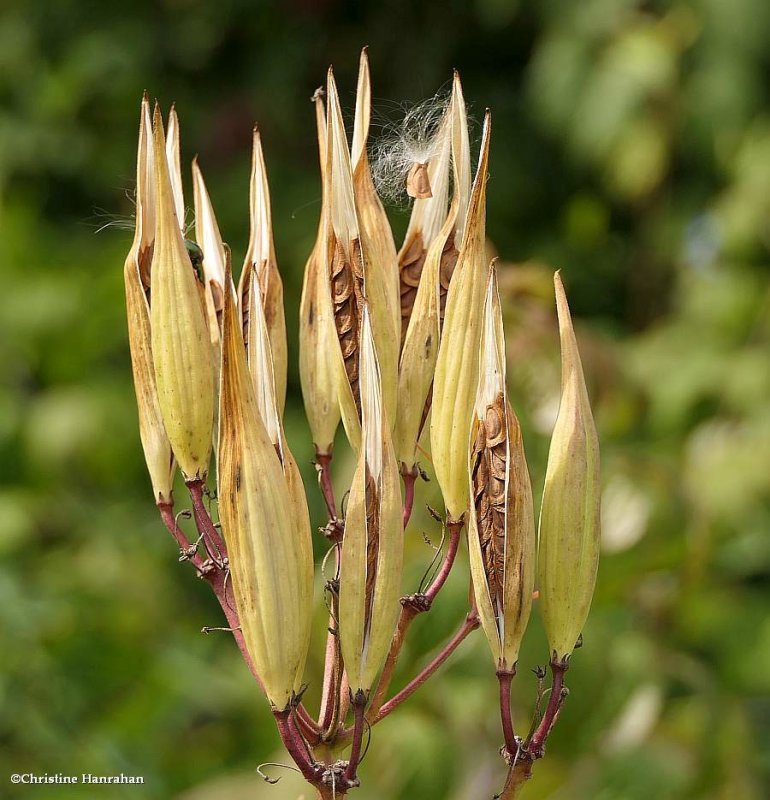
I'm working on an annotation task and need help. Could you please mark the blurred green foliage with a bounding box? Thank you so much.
[1,0,769,798]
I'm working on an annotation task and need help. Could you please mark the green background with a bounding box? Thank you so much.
[1,0,768,798]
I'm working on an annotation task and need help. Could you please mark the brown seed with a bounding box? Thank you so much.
[406,161,433,199]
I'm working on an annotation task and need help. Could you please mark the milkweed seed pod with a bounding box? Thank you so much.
[149,105,215,481]
[397,99,452,346]
[339,306,404,695]
[165,104,186,234]
[218,259,313,709]
[240,256,314,693]
[192,157,231,347]
[394,75,472,470]
[324,69,365,451]
[467,266,535,671]
[441,71,473,319]
[124,94,174,503]
[393,105,453,468]
[299,91,341,455]
[237,127,288,417]
[538,272,601,663]
[351,50,399,431]
[430,110,492,519]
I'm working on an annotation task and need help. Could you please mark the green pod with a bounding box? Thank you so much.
[538,272,601,663]
[430,111,492,519]
[149,105,214,481]
[338,306,404,695]
[124,94,174,503]
[217,260,313,710]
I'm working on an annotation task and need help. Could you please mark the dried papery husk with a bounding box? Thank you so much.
[397,103,452,346]
[538,272,601,663]
[430,110,492,519]
[394,194,459,469]
[124,94,174,503]
[217,259,313,710]
[299,90,341,454]
[467,267,534,670]
[237,127,288,416]
[149,104,214,481]
[351,49,400,430]
[192,157,230,347]
[324,68,364,451]
[339,306,403,694]
[165,104,186,234]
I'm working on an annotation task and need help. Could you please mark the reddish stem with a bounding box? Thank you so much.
[318,558,343,739]
[424,515,463,604]
[344,693,367,784]
[527,659,568,756]
[497,668,517,757]
[158,501,205,570]
[295,702,323,744]
[372,610,479,725]
[500,658,570,795]
[273,708,325,784]
[315,449,337,519]
[401,463,418,528]
[367,515,464,719]
[186,478,228,564]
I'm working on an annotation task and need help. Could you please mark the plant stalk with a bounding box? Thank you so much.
[367,515,464,719]
[401,463,418,528]
[497,667,517,758]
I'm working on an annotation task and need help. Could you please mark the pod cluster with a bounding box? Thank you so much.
[125,51,600,712]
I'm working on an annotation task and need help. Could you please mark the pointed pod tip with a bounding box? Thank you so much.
[553,269,566,302]
[142,89,150,103]
[358,47,370,76]
[486,259,499,289]
[152,101,163,128]
[451,70,465,99]
[554,270,571,325]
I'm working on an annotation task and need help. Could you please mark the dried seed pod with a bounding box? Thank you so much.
[192,157,231,347]
[467,267,535,670]
[217,259,313,709]
[339,306,403,694]
[351,49,399,430]
[324,68,365,451]
[149,105,215,481]
[394,76,473,469]
[124,94,174,503]
[237,127,288,416]
[538,272,601,663]
[299,91,341,455]
[397,96,452,346]
[430,110,492,519]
